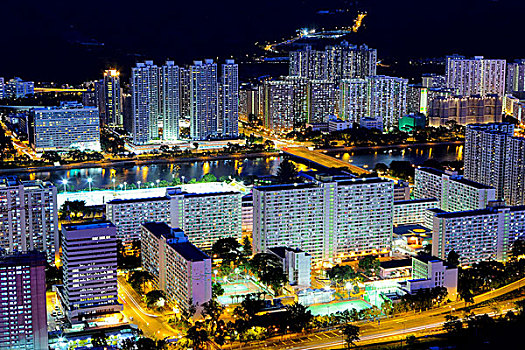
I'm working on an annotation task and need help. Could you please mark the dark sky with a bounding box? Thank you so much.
[1,0,524,83]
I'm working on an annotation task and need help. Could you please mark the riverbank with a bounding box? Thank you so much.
[0,151,281,175]
[319,141,464,154]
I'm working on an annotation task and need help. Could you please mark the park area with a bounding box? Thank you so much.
[217,279,268,305]
[307,299,372,316]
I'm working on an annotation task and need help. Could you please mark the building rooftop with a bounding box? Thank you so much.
[393,224,432,236]
[417,167,445,177]
[0,251,47,267]
[62,221,115,231]
[450,176,494,190]
[142,222,209,262]
[413,255,444,264]
[394,198,439,205]
[254,183,317,192]
[268,246,309,259]
[380,258,412,269]
[436,205,525,219]
[107,196,168,205]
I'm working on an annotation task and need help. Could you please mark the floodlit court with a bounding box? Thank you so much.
[218,280,266,305]
[307,299,371,316]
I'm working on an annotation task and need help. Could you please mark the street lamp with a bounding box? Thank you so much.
[119,184,123,191]
[87,177,92,191]
[137,181,141,189]
[112,178,116,191]
[181,176,185,184]
[61,179,68,193]
[124,182,127,191]
[156,179,160,188]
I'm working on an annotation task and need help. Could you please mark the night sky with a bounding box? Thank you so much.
[1,0,524,83]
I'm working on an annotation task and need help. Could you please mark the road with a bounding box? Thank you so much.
[284,147,371,175]
[117,277,179,340]
[223,277,525,350]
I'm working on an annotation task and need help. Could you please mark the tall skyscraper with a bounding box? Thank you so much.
[190,60,218,140]
[289,42,377,81]
[446,55,506,96]
[427,94,503,126]
[220,60,239,138]
[263,79,295,132]
[0,176,58,263]
[61,222,122,323]
[308,80,338,124]
[505,137,525,206]
[4,77,34,98]
[102,69,122,128]
[506,59,525,93]
[0,251,48,350]
[464,123,515,200]
[29,102,101,152]
[161,61,181,141]
[339,76,407,128]
[179,67,192,118]
[131,61,160,145]
[0,77,4,99]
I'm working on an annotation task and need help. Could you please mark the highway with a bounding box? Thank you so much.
[283,147,371,175]
[223,277,525,350]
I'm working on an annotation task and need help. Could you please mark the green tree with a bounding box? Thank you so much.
[184,325,209,350]
[341,324,360,348]
[90,332,107,347]
[145,290,166,310]
[276,158,298,183]
[242,236,252,257]
[447,250,460,267]
[443,315,463,336]
[202,298,225,333]
[212,282,225,298]
[201,173,217,182]
[127,270,153,293]
[373,162,388,174]
[248,253,287,294]
[358,256,380,275]
[510,239,525,260]
[326,264,357,287]
[41,151,61,163]
[286,302,313,332]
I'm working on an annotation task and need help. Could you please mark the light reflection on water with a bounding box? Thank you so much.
[11,145,461,191]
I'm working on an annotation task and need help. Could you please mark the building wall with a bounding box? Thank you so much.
[393,199,439,226]
[0,252,48,350]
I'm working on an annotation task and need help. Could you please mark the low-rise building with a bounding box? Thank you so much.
[359,116,383,130]
[328,117,352,132]
[268,247,311,287]
[393,181,410,201]
[379,258,412,279]
[141,222,212,312]
[406,255,458,301]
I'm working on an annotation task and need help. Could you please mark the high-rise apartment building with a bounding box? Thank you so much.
[308,80,338,123]
[220,60,239,138]
[161,61,181,141]
[0,251,47,350]
[253,173,393,261]
[505,137,525,206]
[339,76,407,128]
[60,222,122,323]
[106,187,242,249]
[289,42,377,81]
[190,60,218,140]
[393,198,439,226]
[431,204,525,265]
[0,77,4,99]
[102,69,122,128]
[141,223,212,312]
[414,167,496,212]
[179,67,192,118]
[0,176,58,263]
[29,102,101,152]
[427,94,503,127]
[263,79,296,132]
[506,59,525,93]
[421,74,446,89]
[446,55,506,96]
[131,61,160,144]
[464,123,515,200]
[239,84,259,119]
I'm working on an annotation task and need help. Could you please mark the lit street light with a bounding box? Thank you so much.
[156,179,160,187]
[124,182,127,191]
[112,178,116,191]
[137,181,141,189]
[87,177,92,191]
[119,184,123,190]
[61,179,68,193]
[181,176,185,184]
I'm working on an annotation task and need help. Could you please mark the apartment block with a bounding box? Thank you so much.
[393,199,439,226]
[141,222,212,312]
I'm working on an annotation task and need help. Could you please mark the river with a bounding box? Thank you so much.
[11,144,462,191]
